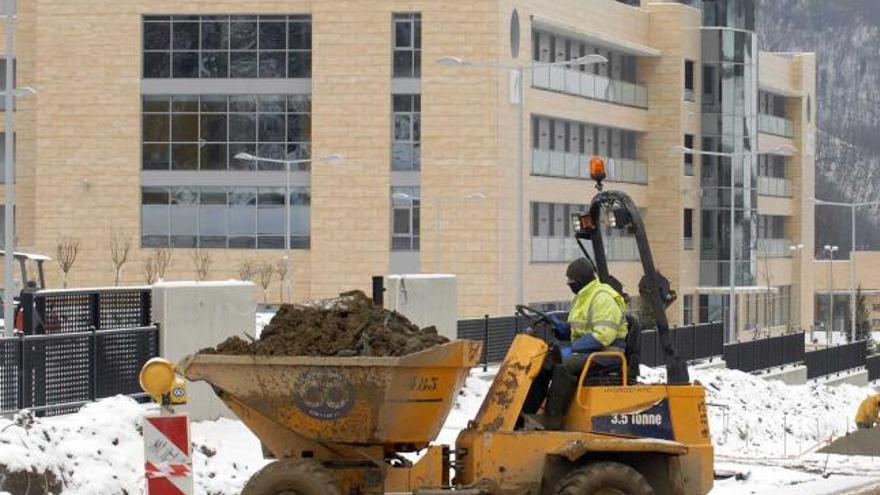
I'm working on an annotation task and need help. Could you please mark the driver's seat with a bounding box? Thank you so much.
[582,314,641,386]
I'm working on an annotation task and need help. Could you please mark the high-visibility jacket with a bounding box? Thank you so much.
[856,395,880,427]
[567,279,628,348]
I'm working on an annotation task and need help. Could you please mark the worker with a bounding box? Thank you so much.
[523,258,628,430]
[855,394,880,430]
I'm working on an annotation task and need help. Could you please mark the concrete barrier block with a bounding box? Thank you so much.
[385,275,457,340]
[757,365,808,385]
[151,281,256,421]
[813,369,870,388]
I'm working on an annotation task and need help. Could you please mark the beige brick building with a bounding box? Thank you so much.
[0,0,816,338]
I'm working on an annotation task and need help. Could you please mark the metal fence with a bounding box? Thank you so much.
[457,316,725,367]
[867,354,880,382]
[804,340,868,380]
[1,287,157,415]
[640,323,724,367]
[20,287,152,335]
[723,333,805,373]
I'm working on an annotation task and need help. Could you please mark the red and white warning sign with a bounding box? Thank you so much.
[144,413,193,495]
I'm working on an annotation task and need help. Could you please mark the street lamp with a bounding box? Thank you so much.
[671,144,796,342]
[437,54,607,308]
[234,152,343,304]
[823,244,839,345]
[2,0,33,336]
[789,243,804,332]
[811,197,880,342]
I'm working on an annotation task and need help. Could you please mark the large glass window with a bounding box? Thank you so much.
[392,94,421,171]
[141,186,310,249]
[530,201,639,263]
[142,94,311,171]
[392,13,421,78]
[391,187,420,251]
[143,15,312,79]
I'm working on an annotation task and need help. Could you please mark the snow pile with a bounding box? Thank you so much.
[640,365,873,457]
[0,397,146,494]
[0,397,268,495]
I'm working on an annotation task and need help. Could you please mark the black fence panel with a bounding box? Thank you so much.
[724,333,805,373]
[21,288,152,335]
[868,354,880,382]
[0,326,159,415]
[804,341,868,380]
[0,337,19,412]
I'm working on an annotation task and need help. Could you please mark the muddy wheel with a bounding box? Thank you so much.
[241,459,340,495]
[554,461,655,495]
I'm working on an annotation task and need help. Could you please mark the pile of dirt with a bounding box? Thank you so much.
[204,291,449,357]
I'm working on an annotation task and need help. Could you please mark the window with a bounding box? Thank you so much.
[391,187,420,251]
[758,215,785,239]
[143,15,312,79]
[683,134,694,176]
[142,94,311,171]
[0,1,14,15]
[872,304,880,312]
[683,209,694,250]
[684,60,695,101]
[0,132,12,183]
[141,186,310,249]
[0,58,15,111]
[392,13,421,78]
[683,294,694,324]
[392,95,421,171]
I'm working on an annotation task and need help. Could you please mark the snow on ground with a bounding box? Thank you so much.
[1,361,879,494]
[255,311,274,338]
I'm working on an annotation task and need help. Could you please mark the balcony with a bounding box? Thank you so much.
[532,66,648,109]
[758,114,794,138]
[532,149,648,184]
[532,235,639,263]
[758,238,793,258]
[758,176,793,197]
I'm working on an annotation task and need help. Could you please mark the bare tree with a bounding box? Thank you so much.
[237,259,257,282]
[258,262,273,303]
[55,237,80,288]
[109,229,132,286]
[275,259,290,303]
[142,257,158,285]
[154,247,172,280]
[191,249,212,281]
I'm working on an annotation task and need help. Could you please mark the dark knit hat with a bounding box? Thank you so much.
[566,258,596,285]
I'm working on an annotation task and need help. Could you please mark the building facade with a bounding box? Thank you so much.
[0,0,815,337]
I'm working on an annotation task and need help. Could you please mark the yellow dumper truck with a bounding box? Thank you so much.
[143,167,714,494]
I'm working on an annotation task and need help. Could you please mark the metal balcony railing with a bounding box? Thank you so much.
[758,113,794,138]
[758,238,793,258]
[532,66,648,109]
[531,235,639,263]
[532,149,648,184]
[758,176,793,197]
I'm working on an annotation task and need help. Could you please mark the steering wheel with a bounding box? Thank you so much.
[515,305,555,328]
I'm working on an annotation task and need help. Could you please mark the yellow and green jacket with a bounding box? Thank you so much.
[567,279,628,353]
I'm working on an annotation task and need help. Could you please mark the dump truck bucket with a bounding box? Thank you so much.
[180,340,482,447]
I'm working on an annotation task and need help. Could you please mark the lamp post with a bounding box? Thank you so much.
[823,244,838,345]
[789,243,804,332]
[812,198,880,342]
[1,0,36,336]
[671,144,796,343]
[235,152,343,303]
[436,54,607,308]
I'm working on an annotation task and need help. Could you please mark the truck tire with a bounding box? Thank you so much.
[554,461,655,495]
[241,459,341,495]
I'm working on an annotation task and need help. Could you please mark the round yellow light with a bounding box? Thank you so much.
[139,358,176,398]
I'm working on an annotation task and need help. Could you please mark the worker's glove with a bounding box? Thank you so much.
[547,312,571,340]
[559,344,573,360]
